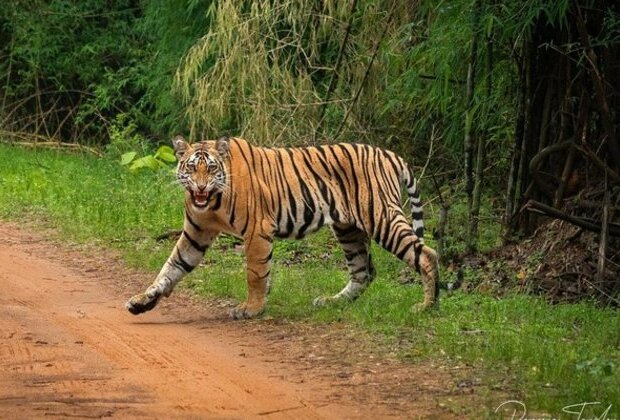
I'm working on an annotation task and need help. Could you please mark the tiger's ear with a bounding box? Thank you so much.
[216,136,230,158]
[172,135,189,159]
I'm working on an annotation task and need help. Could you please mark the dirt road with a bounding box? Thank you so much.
[0,223,463,419]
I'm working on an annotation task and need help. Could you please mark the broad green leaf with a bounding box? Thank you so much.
[156,145,175,155]
[129,159,146,172]
[141,155,161,171]
[156,151,177,163]
[130,156,159,171]
[154,146,177,163]
[120,151,137,165]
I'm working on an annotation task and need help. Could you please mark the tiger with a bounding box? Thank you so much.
[126,136,439,319]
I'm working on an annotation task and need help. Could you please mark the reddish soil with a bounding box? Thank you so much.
[0,223,476,418]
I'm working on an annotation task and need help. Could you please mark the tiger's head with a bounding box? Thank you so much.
[172,135,230,210]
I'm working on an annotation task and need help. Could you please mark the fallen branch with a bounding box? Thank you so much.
[524,200,620,237]
[524,139,573,198]
[0,130,103,157]
[574,144,620,184]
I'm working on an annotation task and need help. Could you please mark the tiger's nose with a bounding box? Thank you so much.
[197,185,207,192]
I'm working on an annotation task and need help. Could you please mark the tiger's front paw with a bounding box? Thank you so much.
[313,295,351,307]
[229,301,265,320]
[125,292,161,315]
[312,296,333,307]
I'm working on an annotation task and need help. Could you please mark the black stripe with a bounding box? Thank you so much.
[183,230,208,252]
[351,265,368,276]
[365,147,380,232]
[296,153,317,239]
[406,167,415,188]
[287,149,311,211]
[382,148,402,175]
[229,205,236,228]
[332,223,358,236]
[211,192,223,211]
[338,145,361,219]
[395,242,410,261]
[185,212,202,231]
[300,150,331,205]
[344,250,363,260]
[379,149,401,195]
[173,253,195,273]
[414,243,423,273]
[384,223,400,253]
[271,150,287,226]
[286,212,295,235]
[380,211,391,248]
[240,198,251,236]
[325,146,352,208]
[373,212,384,244]
[258,250,273,264]
[358,144,374,232]
[316,213,325,231]
[277,152,298,223]
[248,268,271,281]
[314,146,336,176]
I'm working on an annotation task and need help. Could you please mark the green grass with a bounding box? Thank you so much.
[0,143,618,416]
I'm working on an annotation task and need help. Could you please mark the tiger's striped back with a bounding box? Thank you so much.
[220,139,424,245]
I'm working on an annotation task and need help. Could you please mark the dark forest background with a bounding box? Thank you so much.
[1,0,619,302]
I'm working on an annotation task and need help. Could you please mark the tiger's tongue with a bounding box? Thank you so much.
[194,191,209,205]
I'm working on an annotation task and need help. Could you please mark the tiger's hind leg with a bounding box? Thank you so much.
[313,224,375,306]
[376,210,439,311]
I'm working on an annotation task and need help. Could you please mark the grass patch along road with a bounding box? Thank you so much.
[1,143,618,417]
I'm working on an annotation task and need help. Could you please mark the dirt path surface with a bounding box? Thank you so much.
[0,223,471,419]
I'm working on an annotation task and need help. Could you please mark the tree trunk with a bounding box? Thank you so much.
[511,32,537,232]
[464,0,482,253]
[504,58,526,228]
[469,21,492,252]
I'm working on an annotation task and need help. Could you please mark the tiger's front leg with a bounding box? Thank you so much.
[126,228,217,315]
[230,235,273,320]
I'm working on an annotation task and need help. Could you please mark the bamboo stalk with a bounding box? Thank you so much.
[469,14,492,253]
[504,57,526,226]
[464,0,482,252]
[573,1,620,167]
[318,0,358,133]
[333,2,395,140]
[596,189,610,284]
[431,174,448,263]
[509,36,534,232]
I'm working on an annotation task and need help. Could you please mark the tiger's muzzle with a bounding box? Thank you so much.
[190,189,210,208]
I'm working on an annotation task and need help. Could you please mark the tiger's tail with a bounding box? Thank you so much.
[400,163,425,243]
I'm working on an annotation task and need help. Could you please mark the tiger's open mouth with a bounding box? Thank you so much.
[191,190,210,208]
